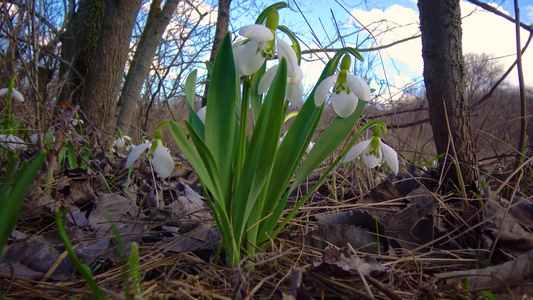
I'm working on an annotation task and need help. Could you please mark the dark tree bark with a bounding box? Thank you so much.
[81,0,142,132]
[115,0,180,134]
[418,0,479,190]
[202,0,232,106]
[57,0,103,107]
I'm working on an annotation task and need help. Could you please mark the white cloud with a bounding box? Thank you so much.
[348,1,533,98]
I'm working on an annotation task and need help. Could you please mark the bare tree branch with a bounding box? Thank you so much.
[466,0,533,33]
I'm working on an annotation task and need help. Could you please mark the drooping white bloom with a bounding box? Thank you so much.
[0,134,26,151]
[314,55,371,118]
[258,38,304,106]
[126,139,174,179]
[111,135,134,152]
[232,24,274,75]
[0,87,24,102]
[197,106,206,124]
[342,133,399,175]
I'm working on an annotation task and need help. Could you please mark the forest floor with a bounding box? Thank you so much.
[1,133,533,300]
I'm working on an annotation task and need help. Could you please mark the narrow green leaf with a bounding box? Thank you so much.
[0,151,45,259]
[185,70,197,108]
[0,157,19,202]
[291,100,366,194]
[55,210,106,300]
[250,64,266,125]
[184,70,205,140]
[205,32,237,201]
[67,142,77,169]
[232,58,287,244]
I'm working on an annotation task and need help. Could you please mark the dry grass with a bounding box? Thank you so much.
[2,88,533,299]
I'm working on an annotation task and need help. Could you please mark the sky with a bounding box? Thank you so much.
[261,0,533,102]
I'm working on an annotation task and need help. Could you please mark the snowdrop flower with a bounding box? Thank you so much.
[70,118,84,126]
[314,55,371,118]
[232,10,303,105]
[258,38,303,106]
[232,10,278,76]
[0,134,26,151]
[0,87,24,102]
[111,135,134,152]
[126,130,174,178]
[342,127,399,175]
[197,106,206,123]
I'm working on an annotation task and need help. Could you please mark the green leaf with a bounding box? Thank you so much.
[184,70,205,140]
[55,210,106,300]
[291,100,366,194]
[250,64,266,125]
[0,151,46,259]
[185,69,197,108]
[67,142,77,169]
[205,32,237,202]
[232,57,287,244]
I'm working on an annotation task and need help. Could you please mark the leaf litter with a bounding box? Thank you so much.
[1,147,533,299]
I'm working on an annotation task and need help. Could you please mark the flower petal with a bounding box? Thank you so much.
[11,88,24,102]
[197,106,207,123]
[0,87,24,102]
[3,135,26,150]
[239,24,274,42]
[276,37,299,77]
[342,139,371,163]
[346,74,371,102]
[314,74,337,106]
[286,81,303,106]
[258,64,279,94]
[232,40,246,74]
[151,142,174,178]
[363,147,382,169]
[238,40,266,75]
[126,142,150,168]
[380,142,399,175]
[331,91,358,118]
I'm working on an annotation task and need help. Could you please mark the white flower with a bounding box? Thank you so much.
[258,38,303,106]
[343,136,399,175]
[0,87,24,102]
[126,139,174,179]
[112,135,134,152]
[0,134,26,151]
[314,73,370,118]
[232,24,274,75]
[197,106,206,123]
[70,118,84,126]
[314,55,371,118]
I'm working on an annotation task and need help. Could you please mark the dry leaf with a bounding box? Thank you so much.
[436,249,533,294]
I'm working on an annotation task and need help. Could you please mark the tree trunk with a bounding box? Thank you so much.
[116,0,162,109]
[57,0,103,107]
[418,0,479,190]
[202,0,232,106]
[81,0,141,132]
[115,0,180,135]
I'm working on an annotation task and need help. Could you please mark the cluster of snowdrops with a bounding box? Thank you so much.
[0,3,399,268]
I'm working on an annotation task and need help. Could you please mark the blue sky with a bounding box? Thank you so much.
[230,0,533,102]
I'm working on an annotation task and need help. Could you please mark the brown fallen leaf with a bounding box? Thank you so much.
[436,249,533,294]
[314,245,386,276]
[299,224,381,253]
[482,196,533,257]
